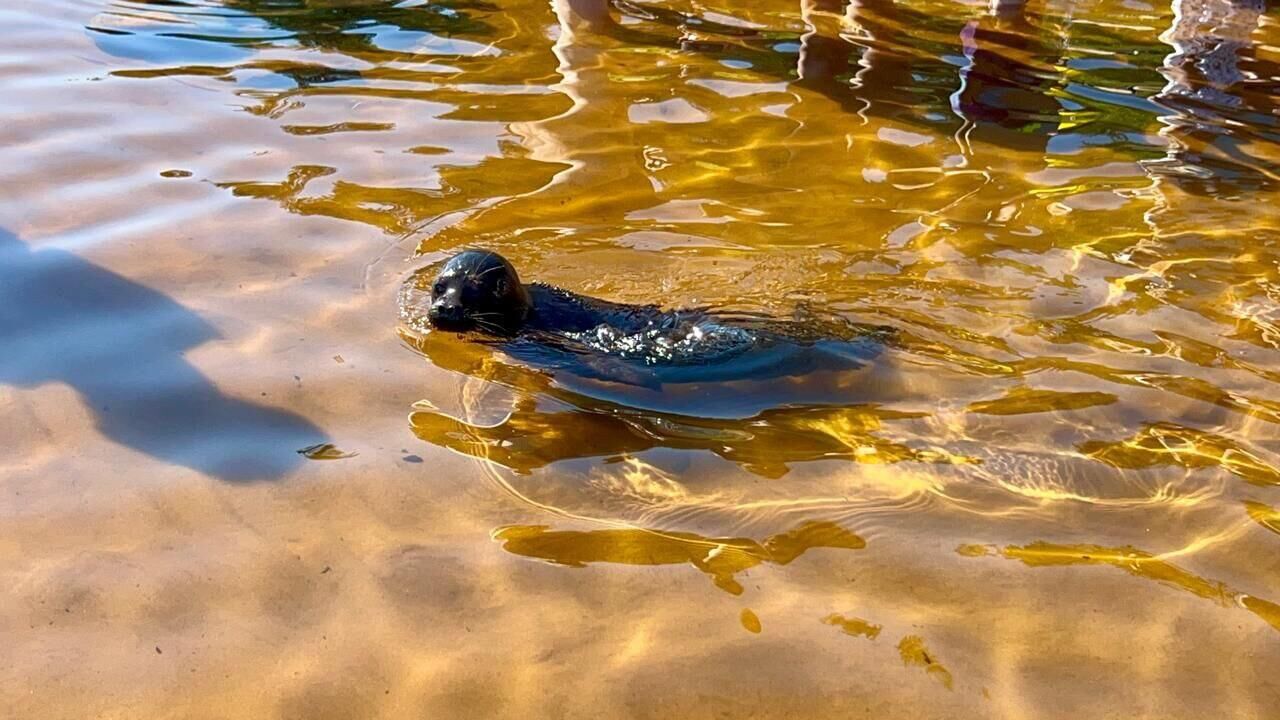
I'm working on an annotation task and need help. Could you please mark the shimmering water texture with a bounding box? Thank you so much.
[2,0,1280,717]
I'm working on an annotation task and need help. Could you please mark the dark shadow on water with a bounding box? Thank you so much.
[0,229,323,481]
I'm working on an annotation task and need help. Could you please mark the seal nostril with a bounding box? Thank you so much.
[428,301,469,329]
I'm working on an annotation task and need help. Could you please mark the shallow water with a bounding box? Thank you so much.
[2,0,1279,717]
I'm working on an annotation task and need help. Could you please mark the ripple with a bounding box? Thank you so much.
[6,0,1280,711]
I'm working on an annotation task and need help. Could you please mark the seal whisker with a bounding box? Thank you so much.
[470,264,507,280]
[472,319,506,335]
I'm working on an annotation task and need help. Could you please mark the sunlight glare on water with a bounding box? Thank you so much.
[1,0,1279,717]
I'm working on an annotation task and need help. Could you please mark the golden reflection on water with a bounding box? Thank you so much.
[1080,421,1280,485]
[962,540,1280,633]
[897,635,954,690]
[822,612,882,639]
[4,0,1280,715]
[1244,499,1280,535]
[493,519,865,595]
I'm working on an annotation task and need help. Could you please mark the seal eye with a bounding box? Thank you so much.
[433,281,446,296]
[493,278,507,297]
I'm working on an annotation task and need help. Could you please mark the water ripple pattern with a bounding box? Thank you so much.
[2,0,1280,716]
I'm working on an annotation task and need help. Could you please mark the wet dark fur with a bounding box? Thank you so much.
[427,249,682,337]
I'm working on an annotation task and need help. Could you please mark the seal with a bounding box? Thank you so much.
[426,249,677,339]
[415,248,892,392]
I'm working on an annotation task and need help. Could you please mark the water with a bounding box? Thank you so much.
[2,0,1279,716]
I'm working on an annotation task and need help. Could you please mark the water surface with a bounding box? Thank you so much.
[2,0,1279,717]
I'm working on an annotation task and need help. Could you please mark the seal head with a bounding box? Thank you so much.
[427,250,530,336]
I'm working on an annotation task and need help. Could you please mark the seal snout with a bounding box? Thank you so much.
[427,298,470,331]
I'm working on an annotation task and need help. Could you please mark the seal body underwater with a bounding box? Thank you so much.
[415,248,893,390]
